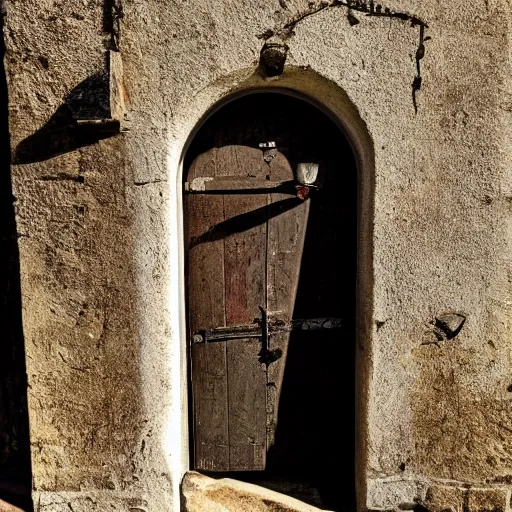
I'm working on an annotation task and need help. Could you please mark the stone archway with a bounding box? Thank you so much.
[165,68,374,512]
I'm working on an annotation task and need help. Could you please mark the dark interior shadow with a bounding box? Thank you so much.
[0,12,34,512]
[264,138,357,510]
[14,72,118,164]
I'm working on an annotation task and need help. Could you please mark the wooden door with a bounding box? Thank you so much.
[185,144,310,472]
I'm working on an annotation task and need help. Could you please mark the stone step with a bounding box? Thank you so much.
[181,471,334,512]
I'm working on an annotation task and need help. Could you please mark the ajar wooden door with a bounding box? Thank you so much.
[185,143,311,471]
[184,94,356,512]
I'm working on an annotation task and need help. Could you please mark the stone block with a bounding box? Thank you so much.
[367,478,428,511]
[423,485,512,512]
[467,488,511,512]
[424,484,466,512]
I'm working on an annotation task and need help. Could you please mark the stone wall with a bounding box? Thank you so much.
[3,0,512,510]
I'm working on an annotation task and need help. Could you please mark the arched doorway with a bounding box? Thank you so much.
[183,92,357,511]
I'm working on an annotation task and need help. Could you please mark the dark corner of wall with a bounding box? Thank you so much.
[0,5,34,512]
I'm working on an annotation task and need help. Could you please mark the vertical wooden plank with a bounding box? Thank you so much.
[227,338,267,470]
[266,151,310,449]
[186,149,229,471]
[218,145,268,470]
[191,342,229,470]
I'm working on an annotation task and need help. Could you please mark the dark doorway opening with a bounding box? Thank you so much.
[184,92,357,511]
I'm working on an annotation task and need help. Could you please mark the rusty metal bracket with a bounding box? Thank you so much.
[192,313,342,343]
[184,176,295,194]
[185,162,321,200]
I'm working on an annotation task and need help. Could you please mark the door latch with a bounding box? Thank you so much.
[192,310,342,344]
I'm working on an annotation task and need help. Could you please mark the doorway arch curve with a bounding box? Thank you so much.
[174,75,375,511]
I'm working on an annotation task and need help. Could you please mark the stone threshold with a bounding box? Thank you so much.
[181,471,334,512]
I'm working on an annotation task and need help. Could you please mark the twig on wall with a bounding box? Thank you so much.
[258,0,429,113]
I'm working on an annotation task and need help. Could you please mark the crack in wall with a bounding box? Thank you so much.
[133,179,166,186]
[258,0,429,113]
[37,174,85,183]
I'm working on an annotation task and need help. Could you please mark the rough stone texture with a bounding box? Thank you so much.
[2,0,512,510]
[423,484,466,512]
[421,485,512,512]
[182,471,332,512]
[0,500,23,512]
[467,487,511,512]
[367,477,429,511]
[32,491,151,512]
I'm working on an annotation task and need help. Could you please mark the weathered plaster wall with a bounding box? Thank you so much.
[3,0,512,510]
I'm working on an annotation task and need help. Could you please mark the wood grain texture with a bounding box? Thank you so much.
[188,145,268,471]
[265,152,310,450]
[220,146,267,471]
[187,149,229,471]
[188,145,311,471]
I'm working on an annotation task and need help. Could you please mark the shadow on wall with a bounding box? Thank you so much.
[14,71,121,164]
[0,12,34,512]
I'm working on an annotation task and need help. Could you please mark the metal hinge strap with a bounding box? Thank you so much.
[184,176,295,194]
[192,317,342,343]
